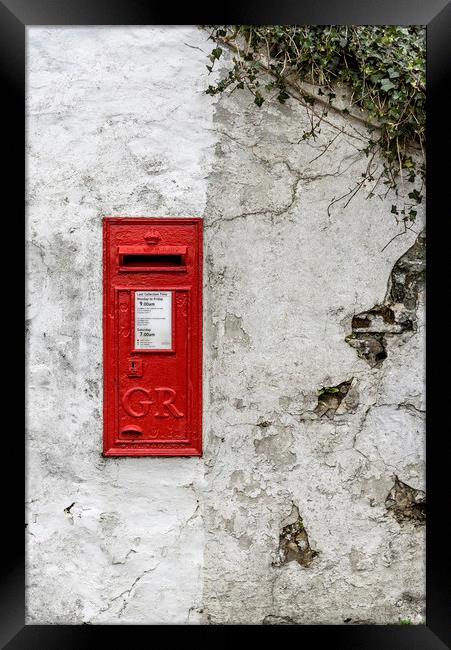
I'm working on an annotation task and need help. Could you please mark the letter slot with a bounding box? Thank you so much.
[103,217,202,456]
[118,245,187,271]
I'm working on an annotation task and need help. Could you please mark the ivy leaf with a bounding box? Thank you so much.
[408,189,423,203]
[211,47,223,60]
[203,25,425,206]
[277,90,290,103]
[301,93,315,105]
[381,79,396,91]
[388,68,400,78]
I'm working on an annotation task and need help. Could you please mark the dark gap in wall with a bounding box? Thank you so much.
[385,476,426,525]
[273,504,319,568]
[346,230,425,367]
[314,379,353,418]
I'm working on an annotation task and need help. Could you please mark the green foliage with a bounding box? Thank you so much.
[318,387,339,395]
[204,26,425,226]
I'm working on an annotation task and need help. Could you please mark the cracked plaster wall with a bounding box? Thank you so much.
[26,27,425,625]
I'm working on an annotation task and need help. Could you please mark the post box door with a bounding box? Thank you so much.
[103,217,202,456]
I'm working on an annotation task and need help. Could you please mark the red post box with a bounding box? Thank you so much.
[102,217,202,456]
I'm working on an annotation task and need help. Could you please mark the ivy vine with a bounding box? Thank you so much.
[203,26,425,235]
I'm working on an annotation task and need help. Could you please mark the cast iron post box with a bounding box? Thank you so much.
[102,217,202,456]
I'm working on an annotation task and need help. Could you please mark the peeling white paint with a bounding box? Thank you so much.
[26,26,425,625]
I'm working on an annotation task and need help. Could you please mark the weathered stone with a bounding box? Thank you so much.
[346,230,425,367]
[273,504,319,567]
[385,476,426,526]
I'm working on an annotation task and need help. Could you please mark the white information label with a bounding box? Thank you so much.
[135,291,172,350]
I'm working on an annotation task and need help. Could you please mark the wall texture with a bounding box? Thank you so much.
[26,26,426,625]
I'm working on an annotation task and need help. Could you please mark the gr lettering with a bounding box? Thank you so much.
[122,386,184,419]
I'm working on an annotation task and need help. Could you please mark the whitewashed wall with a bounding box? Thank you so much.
[26,26,425,625]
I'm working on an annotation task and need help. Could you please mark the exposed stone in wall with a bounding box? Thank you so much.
[346,230,425,367]
[389,230,426,313]
[314,379,353,418]
[385,476,426,526]
[263,615,301,625]
[273,504,318,567]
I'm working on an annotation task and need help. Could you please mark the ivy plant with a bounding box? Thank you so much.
[203,26,425,235]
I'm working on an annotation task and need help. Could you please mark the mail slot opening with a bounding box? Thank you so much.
[122,254,184,267]
[120,426,143,435]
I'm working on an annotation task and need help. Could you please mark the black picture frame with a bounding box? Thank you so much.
[5,0,450,647]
